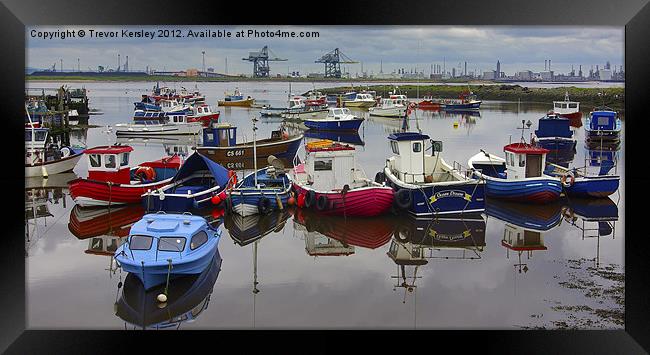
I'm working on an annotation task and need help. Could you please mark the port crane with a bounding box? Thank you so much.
[315,48,358,78]
[242,46,287,78]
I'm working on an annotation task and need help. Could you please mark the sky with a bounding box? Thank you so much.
[26,26,624,76]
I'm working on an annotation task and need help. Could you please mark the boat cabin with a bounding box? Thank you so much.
[379,98,404,108]
[201,122,237,147]
[386,132,444,184]
[553,92,579,115]
[192,104,213,116]
[503,143,549,180]
[389,94,408,105]
[288,97,306,109]
[534,113,573,139]
[354,93,374,101]
[126,214,212,257]
[326,107,355,119]
[85,145,134,184]
[25,128,50,151]
[587,110,620,132]
[303,141,357,191]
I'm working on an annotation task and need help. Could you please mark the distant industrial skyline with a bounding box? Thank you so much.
[27,26,624,77]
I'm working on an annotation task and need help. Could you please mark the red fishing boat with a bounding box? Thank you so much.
[187,103,220,126]
[416,95,441,109]
[290,140,394,217]
[551,91,582,127]
[303,91,327,106]
[68,145,182,207]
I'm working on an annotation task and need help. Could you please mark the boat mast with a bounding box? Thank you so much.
[252,117,259,188]
[25,104,36,166]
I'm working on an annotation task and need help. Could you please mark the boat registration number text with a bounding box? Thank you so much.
[226,150,245,157]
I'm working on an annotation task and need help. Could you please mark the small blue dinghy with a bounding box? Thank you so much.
[114,213,222,290]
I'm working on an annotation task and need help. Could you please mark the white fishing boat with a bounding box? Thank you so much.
[343,93,376,108]
[25,127,84,178]
[114,114,202,136]
[158,98,190,113]
[368,98,407,118]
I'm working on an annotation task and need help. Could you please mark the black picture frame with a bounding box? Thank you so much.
[2,0,649,353]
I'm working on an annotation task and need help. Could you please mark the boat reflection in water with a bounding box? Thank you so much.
[25,173,76,254]
[387,214,486,305]
[562,197,619,267]
[486,199,562,274]
[293,208,396,257]
[223,208,292,246]
[304,129,365,146]
[115,253,222,330]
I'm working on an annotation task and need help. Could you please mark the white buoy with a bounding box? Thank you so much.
[157,293,167,302]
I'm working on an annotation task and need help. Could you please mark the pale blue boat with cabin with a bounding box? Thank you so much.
[228,166,293,217]
[114,213,222,290]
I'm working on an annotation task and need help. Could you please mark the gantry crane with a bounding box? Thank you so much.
[315,48,358,78]
[242,46,287,78]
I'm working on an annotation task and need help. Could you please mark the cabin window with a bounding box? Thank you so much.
[561,103,568,109]
[518,154,526,167]
[120,153,129,166]
[390,141,400,154]
[314,159,333,171]
[190,231,209,250]
[130,235,153,250]
[569,103,578,108]
[89,154,101,168]
[554,103,561,109]
[413,142,422,153]
[35,131,47,141]
[597,117,610,126]
[25,131,32,141]
[158,237,186,252]
[105,154,116,169]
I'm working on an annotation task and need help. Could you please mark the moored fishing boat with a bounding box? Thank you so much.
[195,121,303,170]
[368,98,407,118]
[217,88,255,107]
[227,159,293,217]
[531,112,576,151]
[551,91,582,126]
[25,127,85,178]
[585,107,621,143]
[68,145,181,206]
[543,160,620,198]
[303,107,364,131]
[291,140,394,217]
[115,114,203,136]
[186,103,220,126]
[380,132,485,216]
[416,95,442,109]
[142,152,230,212]
[304,91,327,106]
[468,141,562,204]
[441,91,481,111]
[342,93,376,108]
[114,213,222,290]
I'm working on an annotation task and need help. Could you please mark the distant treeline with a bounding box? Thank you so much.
[318,84,625,112]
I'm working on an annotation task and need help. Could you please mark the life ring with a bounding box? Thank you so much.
[374,171,385,184]
[316,195,330,211]
[227,170,238,189]
[60,147,71,157]
[394,189,412,210]
[135,166,156,182]
[258,196,272,214]
[304,190,316,208]
[561,171,575,187]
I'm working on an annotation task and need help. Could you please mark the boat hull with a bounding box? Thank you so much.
[281,109,329,120]
[368,107,406,117]
[115,123,203,136]
[187,112,220,126]
[230,189,291,217]
[343,101,375,108]
[442,101,482,111]
[384,168,485,216]
[482,176,562,203]
[195,135,303,170]
[563,175,620,198]
[217,98,254,107]
[25,152,83,178]
[303,118,363,131]
[293,184,394,217]
[69,178,174,206]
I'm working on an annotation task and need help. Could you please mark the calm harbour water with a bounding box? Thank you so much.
[25,81,624,329]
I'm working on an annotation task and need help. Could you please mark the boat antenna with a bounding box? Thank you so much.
[252,117,259,188]
[518,119,533,143]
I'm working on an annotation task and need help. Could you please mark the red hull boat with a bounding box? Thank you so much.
[290,140,394,217]
[69,145,182,207]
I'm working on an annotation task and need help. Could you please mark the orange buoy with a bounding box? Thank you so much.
[211,194,222,205]
[287,196,296,206]
[211,208,224,219]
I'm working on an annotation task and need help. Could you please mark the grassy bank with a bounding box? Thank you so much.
[318,84,625,112]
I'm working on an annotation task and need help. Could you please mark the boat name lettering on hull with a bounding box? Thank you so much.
[226,150,245,157]
[429,190,472,204]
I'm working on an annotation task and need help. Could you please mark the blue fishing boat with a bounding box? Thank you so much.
[441,91,482,111]
[142,152,230,212]
[380,132,485,216]
[303,108,364,132]
[585,108,621,143]
[532,112,576,151]
[468,143,562,204]
[227,165,293,217]
[543,159,620,198]
[304,129,364,146]
[114,213,222,290]
[116,253,222,329]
